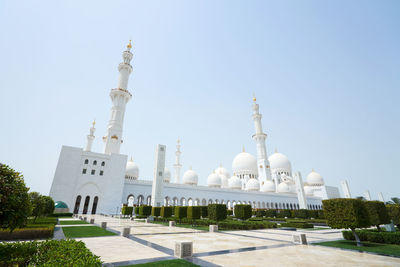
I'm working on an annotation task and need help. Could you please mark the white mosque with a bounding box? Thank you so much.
[49,42,341,215]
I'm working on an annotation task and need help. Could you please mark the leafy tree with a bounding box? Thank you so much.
[364,201,390,231]
[323,198,370,247]
[0,164,31,231]
[41,196,55,216]
[386,204,400,228]
[29,192,44,222]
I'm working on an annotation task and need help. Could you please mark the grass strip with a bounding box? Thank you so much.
[62,226,116,238]
[59,220,89,225]
[313,240,400,257]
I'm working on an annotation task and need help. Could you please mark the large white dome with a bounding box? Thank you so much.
[261,180,275,192]
[207,172,222,188]
[220,175,229,188]
[246,178,260,191]
[232,151,258,178]
[304,185,314,195]
[277,182,291,193]
[307,169,324,185]
[228,175,242,190]
[164,168,171,183]
[182,168,198,185]
[268,151,292,176]
[126,158,139,180]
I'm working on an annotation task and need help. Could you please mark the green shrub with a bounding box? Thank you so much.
[308,210,319,219]
[342,230,400,245]
[161,206,172,218]
[387,205,400,227]
[276,209,291,218]
[0,227,54,241]
[134,206,140,215]
[171,206,176,215]
[323,198,371,246]
[187,206,201,220]
[293,209,309,219]
[234,204,252,220]
[199,206,208,218]
[208,204,227,222]
[0,240,102,266]
[49,213,73,217]
[317,210,325,219]
[280,222,313,228]
[218,220,277,230]
[151,207,161,217]
[121,206,133,216]
[175,206,187,220]
[265,209,277,217]
[139,205,152,216]
[255,209,266,217]
[364,201,390,230]
[227,209,233,216]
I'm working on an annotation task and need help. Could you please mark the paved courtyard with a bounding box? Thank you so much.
[63,215,400,266]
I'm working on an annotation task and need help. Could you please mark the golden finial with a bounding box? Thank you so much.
[127,40,132,49]
[92,120,96,127]
[252,93,256,102]
[312,168,315,172]
[242,145,245,152]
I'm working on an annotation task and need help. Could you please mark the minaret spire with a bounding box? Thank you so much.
[85,120,96,152]
[173,138,182,183]
[103,41,133,154]
[251,96,272,182]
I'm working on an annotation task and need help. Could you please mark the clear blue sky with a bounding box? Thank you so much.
[1,0,399,200]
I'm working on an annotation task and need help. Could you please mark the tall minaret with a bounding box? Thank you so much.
[85,120,96,152]
[173,138,182,183]
[251,96,272,182]
[103,41,133,155]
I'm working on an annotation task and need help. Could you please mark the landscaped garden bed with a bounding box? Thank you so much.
[0,217,57,241]
[62,226,117,238]
[59,220,89,225]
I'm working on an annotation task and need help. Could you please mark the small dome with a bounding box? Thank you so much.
[228,175,242,189]
[55,201,68,209]
[232,152,258,177]
[215,166,230,179]
[278,182,291,193]
[261,180,275,192]
[207,172,222,188]
[268,151,292,176]
[307,169,324,185]
[126,158,139,180]
[246,178,260,191]
[183,168,198,185]
[164,168,171,183]
[304,185,314,195]
[220,175,229,188]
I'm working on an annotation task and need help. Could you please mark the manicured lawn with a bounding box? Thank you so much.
[123,259,200,266]
[313,240,400,257]
[62,226,117,238]
[59,220,89,225]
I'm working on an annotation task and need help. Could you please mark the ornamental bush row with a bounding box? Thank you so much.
[121,206,133,216]
[280,222,314,229]
[342,230,400,245]
[387,205,400,228]
[0,240,102,266]
[254,209,324,219]
[0,227,54,241]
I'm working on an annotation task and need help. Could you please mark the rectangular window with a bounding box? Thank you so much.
[82,169,87,174]
[91,170,95,175]
[100,170,104,176]
[159,171,163,176]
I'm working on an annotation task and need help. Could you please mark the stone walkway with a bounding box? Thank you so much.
[72,215,400,267]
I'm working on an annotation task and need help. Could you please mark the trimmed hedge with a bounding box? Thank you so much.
[387,205,400,227]
[151,207,161,217]
[292,209,309,219]
[0,227,54,240]
[0,240,101,266]
[134,206,140,215]
[277,209,292,218]
[227,209,233,216]
[139,205,152,216]
[364,201,390,229]
[265,209,277,218]
[199,206,208,218]
[280,222,313,229]
[208,204,227,221]
[343,230,400,245]
[322,198,370,230]
[175,206,187,220]
[49,213,73,217]
[161,206,172,218]
[121,206,133,216]
[255,209,266,217]
[308,210,319,219]
[234,205,252,220]
[187,206,201,220]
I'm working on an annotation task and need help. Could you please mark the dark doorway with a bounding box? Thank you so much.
[73,195,82,214]
[82,196,90,214]
[91,196,99,214]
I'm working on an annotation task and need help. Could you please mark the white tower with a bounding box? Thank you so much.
[251,96,272,182]
[294,172,307,209]
[378,192,385,202]
[364,190,372,201]
[103,41,133,155]
[173,138,182,183]
[341,180,352,198]
[151,144,166,207]
[84,120,96,152]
